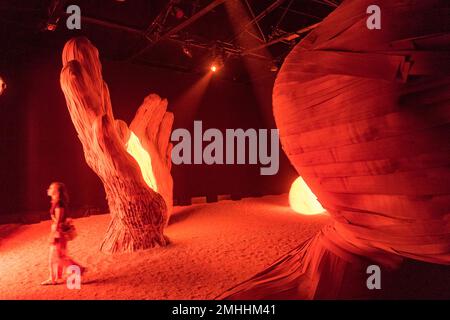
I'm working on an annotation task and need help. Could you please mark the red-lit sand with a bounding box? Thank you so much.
[0,194,329,299]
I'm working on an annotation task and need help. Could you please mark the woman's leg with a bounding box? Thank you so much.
[56,239,67,279]
[59,239,85,278]
[50,245,56,281]
[41,245,58,285]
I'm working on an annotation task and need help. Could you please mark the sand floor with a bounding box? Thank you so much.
[0,194,329,299]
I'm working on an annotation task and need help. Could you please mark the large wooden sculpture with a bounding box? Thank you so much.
[60,37,174,253]
[219,0,450,299]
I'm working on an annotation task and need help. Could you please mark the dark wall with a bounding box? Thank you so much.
[0,64,27,214]
[0,47,296,215]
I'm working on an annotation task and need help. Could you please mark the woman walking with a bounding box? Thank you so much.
[41,182,84,285]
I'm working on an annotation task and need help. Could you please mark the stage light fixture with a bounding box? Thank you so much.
[43,0,64,32]
[210,57,223,73]
[182,43,193,58]
[173,7,185,19]
[45,22,58,31]
[209,44,226,73]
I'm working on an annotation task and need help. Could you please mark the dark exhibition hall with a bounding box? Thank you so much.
[0,0,449,304]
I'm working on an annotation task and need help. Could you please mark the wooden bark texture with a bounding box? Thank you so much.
[60,37,173,253]
[219,0,450,299]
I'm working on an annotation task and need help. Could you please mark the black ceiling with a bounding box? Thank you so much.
[0,0,341,82]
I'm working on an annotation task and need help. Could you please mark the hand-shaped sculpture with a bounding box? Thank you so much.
[60,37,174,253]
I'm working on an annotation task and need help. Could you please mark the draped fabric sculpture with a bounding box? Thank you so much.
[60,37,174,253]
[219,0,450,299]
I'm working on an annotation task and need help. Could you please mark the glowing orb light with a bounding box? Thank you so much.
[289,176,326,215]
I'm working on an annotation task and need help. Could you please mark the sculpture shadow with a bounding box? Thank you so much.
[168,205,207,226]
[0,224,23,248]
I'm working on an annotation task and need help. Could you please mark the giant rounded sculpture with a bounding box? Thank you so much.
[219,0,450,299]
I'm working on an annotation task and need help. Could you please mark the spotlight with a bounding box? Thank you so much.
[209,55,224,73]
[43,0,64,32]
[173,7,185,19]
[270,58,282,72]
[182,43,193,58]
[45,22,58,31]
[210,58,223,73]
[209,44,226,73]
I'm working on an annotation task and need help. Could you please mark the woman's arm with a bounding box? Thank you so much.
[53,207,65,232]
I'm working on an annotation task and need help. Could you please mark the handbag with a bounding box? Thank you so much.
[61,219,77,241]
